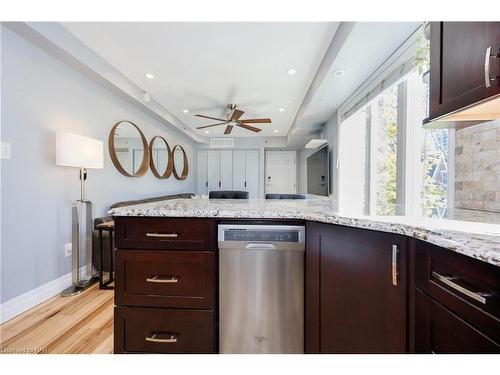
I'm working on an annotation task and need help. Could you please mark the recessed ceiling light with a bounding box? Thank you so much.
[145,73,155,79]
[204,130,210,134]
[279,108,285,112]
[182,109,189,113]
[287,68,296,76]
[332,69,345,77]
[274,129,279,133]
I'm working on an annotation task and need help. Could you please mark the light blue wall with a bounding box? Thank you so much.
[0,26,196,302]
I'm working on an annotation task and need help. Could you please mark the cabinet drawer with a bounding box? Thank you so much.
[114,306,215,354]
[416,240,500,342]
[416,291,500,353]
[114,217,215,250]
[115,250,215,309]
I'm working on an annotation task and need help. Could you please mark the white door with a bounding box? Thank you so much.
[219,150,233,190]
[265,151,296,194]
[207,150,220,192]
[196,151,208,195]
[245,150,259,198]
[232,150,246,191]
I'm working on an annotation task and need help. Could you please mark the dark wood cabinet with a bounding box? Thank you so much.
[114,217,215,251]
[113,217,217,354]
[429,22,500,121]
[416,291,500,353]
[112,216,500,354]
[415,240,500,353]
[115,250,215,309]
[115,306,215,354]
[306,222,407,353]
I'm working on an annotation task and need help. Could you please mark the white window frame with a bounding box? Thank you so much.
[337,25,452,217]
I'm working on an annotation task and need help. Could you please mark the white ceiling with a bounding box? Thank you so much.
[62,22,339,138]
[298,22,421,131]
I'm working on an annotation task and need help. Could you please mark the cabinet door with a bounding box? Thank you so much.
[306,222,407,353]
[415,291,500,353]
[219,150,233,190]
[429,22,500,120]
[245,150,259,199]
[207,151,220,191]
[196,151,208,195]
[232,151,246,191]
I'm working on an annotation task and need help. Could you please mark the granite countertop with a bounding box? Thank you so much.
[108,197,500,267]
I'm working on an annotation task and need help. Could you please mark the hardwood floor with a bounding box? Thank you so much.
[0,284,113,354]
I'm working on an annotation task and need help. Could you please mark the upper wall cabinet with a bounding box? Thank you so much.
[427,22,500,125]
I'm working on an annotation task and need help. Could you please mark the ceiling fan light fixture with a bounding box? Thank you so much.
[195,104,270,134]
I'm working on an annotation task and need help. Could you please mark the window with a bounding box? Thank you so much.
[372,84,400,215]
[338,25,450,218]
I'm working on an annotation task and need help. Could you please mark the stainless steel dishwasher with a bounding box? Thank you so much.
[218,223,305,354]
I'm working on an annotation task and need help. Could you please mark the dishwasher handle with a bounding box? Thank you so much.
[245,242,277,250]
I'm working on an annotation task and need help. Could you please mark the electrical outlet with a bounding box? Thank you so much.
[1,142,11,160]
[64,243,72,258]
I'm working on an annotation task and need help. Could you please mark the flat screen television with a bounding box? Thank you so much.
[307,146,329,196]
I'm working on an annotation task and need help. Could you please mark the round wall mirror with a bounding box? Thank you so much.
[148,136,173,179]
[172,145,189,180]
[108,121,150,177]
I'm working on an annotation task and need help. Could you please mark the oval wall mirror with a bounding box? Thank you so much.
[108,121,150,177]
[172,145,189,180]
[148,136,173,179]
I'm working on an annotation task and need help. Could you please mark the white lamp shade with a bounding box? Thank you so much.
[56,132,103,169]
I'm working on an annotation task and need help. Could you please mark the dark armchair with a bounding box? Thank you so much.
[265,193,307,200]
[209,190,249,199]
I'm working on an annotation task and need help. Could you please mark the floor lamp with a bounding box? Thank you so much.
[56,132,103,296]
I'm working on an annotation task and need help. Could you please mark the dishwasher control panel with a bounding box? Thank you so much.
[218,224,305,250]
[224,229,299,242]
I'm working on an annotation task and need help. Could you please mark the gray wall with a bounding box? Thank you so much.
[0,26,196,302]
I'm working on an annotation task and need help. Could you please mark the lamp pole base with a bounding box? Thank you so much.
[61,275,99,297]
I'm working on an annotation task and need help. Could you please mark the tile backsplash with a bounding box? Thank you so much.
[455,120,500,212]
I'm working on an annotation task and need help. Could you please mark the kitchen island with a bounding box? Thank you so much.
[110,197,500,354]
[109,197,500,266]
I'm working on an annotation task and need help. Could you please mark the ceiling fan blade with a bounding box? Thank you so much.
[238,123,262,133]
[195,114,227,122]
[239,118,272,124]
[230,109,244,121]
[224,125,234,134]
[196,122,226,129]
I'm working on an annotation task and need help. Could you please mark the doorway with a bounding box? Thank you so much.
[265,151,296,195]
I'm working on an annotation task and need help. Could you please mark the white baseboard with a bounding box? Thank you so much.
[0,266,90,324]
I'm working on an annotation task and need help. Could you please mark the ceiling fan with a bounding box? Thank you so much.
[195,104,272,134]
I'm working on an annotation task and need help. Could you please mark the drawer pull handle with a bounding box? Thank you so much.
[146,275,178,283]
[392,244,399,286]
[432,271,490,304]
[146,232,178,238]
[145,332,178,343]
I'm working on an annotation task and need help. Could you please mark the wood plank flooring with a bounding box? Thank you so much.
[0,285,113,354]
